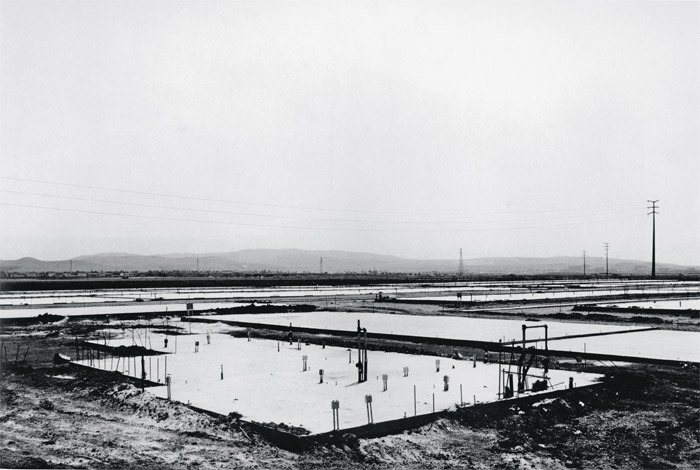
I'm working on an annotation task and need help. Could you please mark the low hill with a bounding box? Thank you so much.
[1,249,697,275]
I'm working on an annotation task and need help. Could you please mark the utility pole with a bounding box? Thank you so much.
[320,257,323,274]
[647,200,659,278]
[604,242,609,277]
[582,250,586,276]
[458,248,463,276]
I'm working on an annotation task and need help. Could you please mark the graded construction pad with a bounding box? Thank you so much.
[77,327,602,434]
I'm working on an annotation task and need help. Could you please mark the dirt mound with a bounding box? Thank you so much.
[90,383,216,431]
[255,420,311,436]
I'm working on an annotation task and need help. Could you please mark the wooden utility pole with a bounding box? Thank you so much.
[647,200,659,278]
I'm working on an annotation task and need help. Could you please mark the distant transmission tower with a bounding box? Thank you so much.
[458,248,464,276]
[582,250,586,276]
[603,242,609,277]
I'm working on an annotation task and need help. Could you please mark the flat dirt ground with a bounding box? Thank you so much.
[1,313,699,469]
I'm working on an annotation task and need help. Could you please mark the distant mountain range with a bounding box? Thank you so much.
[1,249,697,275]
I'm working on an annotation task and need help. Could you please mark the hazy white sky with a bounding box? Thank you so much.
[1,0,698,265]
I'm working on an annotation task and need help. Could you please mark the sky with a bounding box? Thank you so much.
[1,0,698,265]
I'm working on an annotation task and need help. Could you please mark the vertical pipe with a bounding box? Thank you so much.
[357,320,362,382]
[363,329,368,381]
[414,385,417,416]
[518,325,526,392]
[498,339,502,399]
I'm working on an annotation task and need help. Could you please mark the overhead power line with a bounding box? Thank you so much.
[0,189,641,226]
[0,202,641,234]
[1,176,642,218]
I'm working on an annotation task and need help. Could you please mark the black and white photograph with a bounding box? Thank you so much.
[1,0,698,468]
